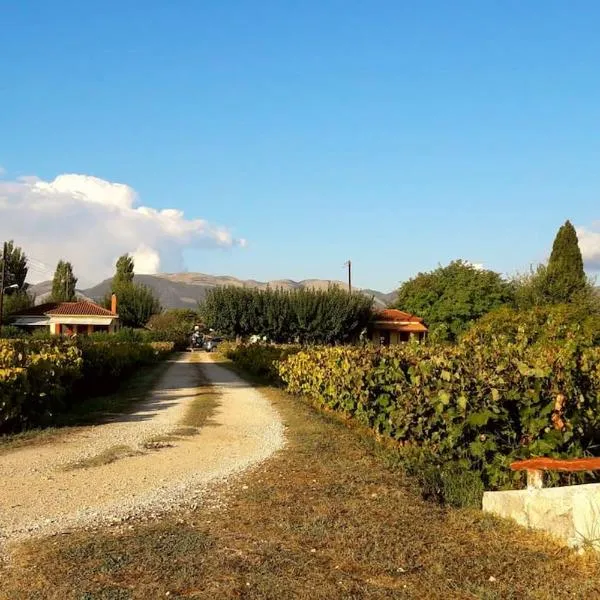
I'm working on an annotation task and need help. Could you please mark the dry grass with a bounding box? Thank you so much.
[2,373,600,599]
[63,445,144,470]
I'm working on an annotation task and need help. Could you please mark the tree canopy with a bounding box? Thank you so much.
[113,254,135,288]
[1,240,28,290]
[394,260,514,342]
[545,220,587,303]
[105,255,161,327]
[513,220,594,309]
[201,286,373,344]
[2,240,34,319]
[50,260,77,302]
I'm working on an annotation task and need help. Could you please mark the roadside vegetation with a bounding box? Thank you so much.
[3,363,599,599]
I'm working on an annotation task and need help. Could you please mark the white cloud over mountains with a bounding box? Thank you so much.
[576,225,600,270]
[0,173,245,285]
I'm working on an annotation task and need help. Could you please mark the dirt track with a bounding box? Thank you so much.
[0,353,285,549]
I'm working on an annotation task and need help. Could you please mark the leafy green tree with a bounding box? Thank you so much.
[113,254,135,289]
[105,255,161,327]
[113,283,161,328]
[50,260,77,302]
[513,221,595,310]
[146,309,201,349]
[394,260,514,342]
[1,240,34,321]
[1,240,28,290]
[545,220,587,303]
[200,286,372,344]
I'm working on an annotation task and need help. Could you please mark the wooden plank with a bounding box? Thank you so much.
[511,457,600,472]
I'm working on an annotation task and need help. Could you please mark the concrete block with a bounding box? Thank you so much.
[483,483,600,549]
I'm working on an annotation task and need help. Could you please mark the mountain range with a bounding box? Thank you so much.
[29,273,397,310]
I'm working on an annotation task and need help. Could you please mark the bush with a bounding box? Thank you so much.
[0,337,174,432]
[201,286,373,344]
[278,340,600,491]
[222,343,301,383]
[462,304,600,347]
[0,338,82,430]
[146,309,201,350]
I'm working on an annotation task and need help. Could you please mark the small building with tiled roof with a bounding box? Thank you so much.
[369,308,427,345]
[10,295,119,335]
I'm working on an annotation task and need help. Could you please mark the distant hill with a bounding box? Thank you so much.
[68,273,396,310]
[27,281,93,304]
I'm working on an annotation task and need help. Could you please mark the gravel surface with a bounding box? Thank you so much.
[0,353,285,550]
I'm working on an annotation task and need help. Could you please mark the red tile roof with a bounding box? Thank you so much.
[11,301,117,317]
[375,322,428,333]
[373,309,423,323]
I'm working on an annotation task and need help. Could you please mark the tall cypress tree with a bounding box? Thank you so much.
[50,260,77,302]
[546,220,587,303]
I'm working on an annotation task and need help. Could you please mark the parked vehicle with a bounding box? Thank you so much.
[204,337,222,352]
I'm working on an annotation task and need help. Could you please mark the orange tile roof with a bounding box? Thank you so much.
[375,322,428,333]
[373,309,424,323]
[11,301,116,317]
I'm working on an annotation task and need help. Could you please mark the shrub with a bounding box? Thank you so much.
[0,338,174,432]
[146,309,201,350]
[201,286,373,344]
[0,338,83,430]
[222,343,301,383]
[278,340,600,491]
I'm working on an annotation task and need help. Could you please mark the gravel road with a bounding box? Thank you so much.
[0,353,285,549]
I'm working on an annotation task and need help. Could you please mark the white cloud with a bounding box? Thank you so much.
[0,166,5,176]
[464,261,484,271]
[0,173,245,285]
[576,224,600,270]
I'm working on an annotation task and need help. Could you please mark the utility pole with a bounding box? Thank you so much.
[0,242,6,335]
[344,260,352,293]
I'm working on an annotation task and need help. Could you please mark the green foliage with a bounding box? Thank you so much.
[50,260,77,302]
[546,220,587,303]
[0,338,83,430]
[400,447,485,507]
[395,260,514,342]
[0,337,173,432]
[223,343,301,382]
[513,222,593,309]
[1,241,33,321]
[463,304,600,348]
[146,309,202,350]
[278,336,600,491]
[1,240,28,289]
[201,286,373,344]
[3,289,35,320]
[113,254,135,288]
[105,255,161,328]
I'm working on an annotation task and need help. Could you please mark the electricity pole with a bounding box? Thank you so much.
[0,242,6,335]
[345,260,352,293]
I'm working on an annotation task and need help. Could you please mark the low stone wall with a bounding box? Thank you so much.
[483,483,600,549]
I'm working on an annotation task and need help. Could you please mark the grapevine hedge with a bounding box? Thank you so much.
[0,338,173,432]
[278,338,600,490]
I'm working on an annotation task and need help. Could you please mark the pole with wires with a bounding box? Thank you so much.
[0,241,7,336]
[344,260,352,293]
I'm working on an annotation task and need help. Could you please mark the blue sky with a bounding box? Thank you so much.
[2,1,600,291]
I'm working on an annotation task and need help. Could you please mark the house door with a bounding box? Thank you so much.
[380,331,390,346]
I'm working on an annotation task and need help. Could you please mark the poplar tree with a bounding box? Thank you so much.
[50,260,77,302]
